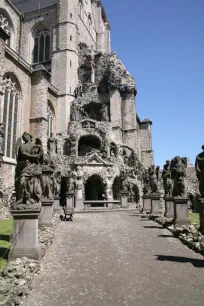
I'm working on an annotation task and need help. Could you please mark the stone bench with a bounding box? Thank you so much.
[83,200,121,210]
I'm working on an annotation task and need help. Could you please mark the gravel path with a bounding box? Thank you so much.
[25,213,204,306]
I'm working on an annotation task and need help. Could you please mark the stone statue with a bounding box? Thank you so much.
[149,165,159,194]
[66,170,75,193]
[120,170,128,193]
[142,169,150,195]
[88,45,96,83]
[12,132,44,210]
[41,157,56,199]
[48,133,57,154]
[162,160,173,196]
[0,123,5,154]
[53,171,61,197]
[171,156,186,196]
[100,105,109,121]
[74,81,83,98]
[195,145,204,198]
[71,103,87,121]
[69,135,77,156]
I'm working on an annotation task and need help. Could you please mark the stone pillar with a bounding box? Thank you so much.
[65,192,75,209]
[150,193,162,215]
[165,196,174,219]
[173,196,190,225]
[75,181,84,210]
[142,195,151,213]
[199,198,204,234]
[9,210,41,261]
[121,192,129,208]
[39,199,54,228]
[53,195,61,212]
[30,69,49,153]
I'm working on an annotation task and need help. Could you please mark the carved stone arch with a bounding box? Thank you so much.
[78,134,102,156]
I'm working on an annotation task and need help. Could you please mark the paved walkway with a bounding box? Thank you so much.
[25,213,204,306]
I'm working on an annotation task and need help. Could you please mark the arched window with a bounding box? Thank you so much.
[33,28,50,64]
[47,101,55,137]
[0,13,11,47]
[1,75,20,159]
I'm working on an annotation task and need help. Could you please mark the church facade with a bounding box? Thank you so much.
[0,0,153,207]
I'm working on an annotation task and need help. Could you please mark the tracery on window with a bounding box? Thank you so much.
[33,28,50,64]
[1,75,20,159]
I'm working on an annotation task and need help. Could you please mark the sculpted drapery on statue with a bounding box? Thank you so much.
[162,160,173,196]
[12,132,44,210]
[48,133,57,154]
[171,156,187,197]
[195,145,204,198]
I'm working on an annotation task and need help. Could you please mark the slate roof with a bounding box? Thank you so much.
[11,0,57,13]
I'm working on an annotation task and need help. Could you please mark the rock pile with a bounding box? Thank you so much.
[0,257,40,305]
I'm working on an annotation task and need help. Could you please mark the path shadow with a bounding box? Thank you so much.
[143,226,163,229]
[158,234,176,238]
[0,247,9,259]
[139,219,150,221]
[155,255,204,268]
[0,234,10,242]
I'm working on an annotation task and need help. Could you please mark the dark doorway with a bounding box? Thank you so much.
[85,175,105,206]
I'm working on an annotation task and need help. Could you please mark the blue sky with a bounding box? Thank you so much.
[102,0,204,167]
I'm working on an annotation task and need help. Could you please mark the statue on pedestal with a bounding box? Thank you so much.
[100,105,109,121]
[149,165,160,194]
[120,170,128,193]
[48,133,57,154]
[143,169,150,195]
[66,170,75,193]
[74,81,83,98]
[162,160,173,196]
[195,145,204,198]
[41,157,56,199]
[171,156,186,196]
[11,132,43,210]
[53,171,62,197]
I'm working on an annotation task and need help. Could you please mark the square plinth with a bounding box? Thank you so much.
[9,210,41,261]
[142,196,151,213]
[53,196,61,212]
[39,199,54,228]
[121,193,129,208]
[65,193,75,209]
[165,196,174,219]
[150,194,162,215]
[173,197,190,225]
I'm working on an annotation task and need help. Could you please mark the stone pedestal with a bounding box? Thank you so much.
[121,192,129,208]
[9,210,41,261]
[65,192,75,209]
[150,193,162,215]
[84,203,91,210]
[75,183,84,210]
[199,198,204,234]
[39,199,53,228]
[142,195,151,213]
[165,196,174,218]
[173,196,190,225]
[53,196,61,212]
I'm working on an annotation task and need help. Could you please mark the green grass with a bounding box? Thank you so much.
[0,218,13,271]
[189,212,200,227]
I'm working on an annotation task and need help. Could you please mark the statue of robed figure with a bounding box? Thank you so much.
[11,132,43,210]
[195,145,204,198]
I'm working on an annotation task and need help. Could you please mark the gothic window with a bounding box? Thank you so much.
[33,28,50,64]
[1,75,20,159]
[0,13,11,47]
[47,101,55,137]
